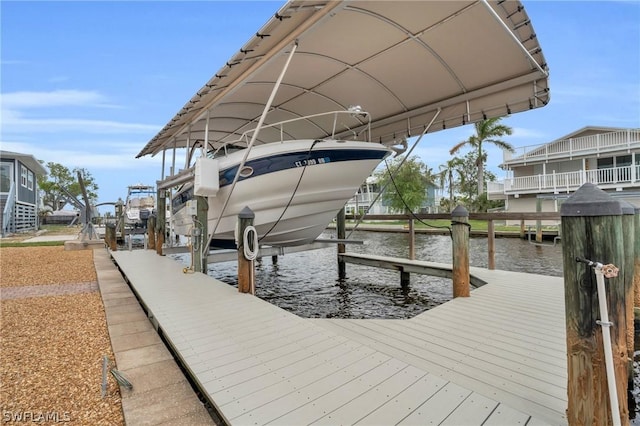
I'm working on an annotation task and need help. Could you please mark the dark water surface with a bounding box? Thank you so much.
[171,230,563,319]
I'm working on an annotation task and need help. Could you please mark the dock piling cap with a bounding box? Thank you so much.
[619,200,636,215]
[560,183,623,217]
[451,205,468,217]
[238,206,255,219]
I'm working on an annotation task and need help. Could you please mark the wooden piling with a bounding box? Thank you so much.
[105,223,116,251]
[147,215,156,251]
[237,206,255,294]
[408,218,415,261]
[561,183,628,425]
[634,206,640,311]
[194,195,208,273]
[520,219,525,239]
[337,207,346,280]
[620,201,637,415]
[400,268,410,288]
[115,199,125,240]
[156,189,166,256]
[634,205,640,418]
[487,219,495,270]
[451,205,470,298]
[535,198,543,243]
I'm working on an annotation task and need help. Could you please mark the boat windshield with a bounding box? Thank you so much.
[210,143,247,159]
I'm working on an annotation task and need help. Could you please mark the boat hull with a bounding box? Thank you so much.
[124,185,156,228]
[171,140,391,247]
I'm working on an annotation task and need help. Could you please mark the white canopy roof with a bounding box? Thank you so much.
[137,0,549,158]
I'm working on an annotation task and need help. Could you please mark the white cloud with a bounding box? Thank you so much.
[1,89,160,137]
[0,140,161,170]
[2,89,108,109]
[3,115,159,134]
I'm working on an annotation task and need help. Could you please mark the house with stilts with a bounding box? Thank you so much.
[1,150,47,236]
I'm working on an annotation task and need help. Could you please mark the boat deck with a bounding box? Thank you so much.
[110,249,567,425]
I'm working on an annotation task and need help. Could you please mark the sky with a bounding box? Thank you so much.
[1,1,639,214]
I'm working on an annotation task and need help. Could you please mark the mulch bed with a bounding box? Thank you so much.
[0,246,124,425]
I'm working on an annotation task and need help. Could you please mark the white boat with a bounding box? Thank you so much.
[124,184,155,228]
[136,0,550,250]
[171,129,392,247]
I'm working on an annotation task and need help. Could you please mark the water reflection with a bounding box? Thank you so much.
[171,230,564,320]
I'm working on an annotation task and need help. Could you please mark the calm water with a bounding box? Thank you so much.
[170,230,564,319]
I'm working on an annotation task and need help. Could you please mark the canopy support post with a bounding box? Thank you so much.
[202,41,299,256]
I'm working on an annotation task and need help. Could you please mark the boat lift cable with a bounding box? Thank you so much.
[202,41,299,257]
[347,108,441,239]
[382,157,453,238]
[259,139,319,243]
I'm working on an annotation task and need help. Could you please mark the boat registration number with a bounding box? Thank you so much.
[295,157,330,167]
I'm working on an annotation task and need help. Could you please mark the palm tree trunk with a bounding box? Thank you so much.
[448,170,454,211]
[477,163,484,196]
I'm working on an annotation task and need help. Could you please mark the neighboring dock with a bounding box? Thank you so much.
[110,249,566,425]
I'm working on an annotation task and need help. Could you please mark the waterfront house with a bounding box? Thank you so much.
[487,127,640,220]
[345,176,441,216]
[1,150,47,236]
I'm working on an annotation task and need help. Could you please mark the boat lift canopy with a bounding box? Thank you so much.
[136,0,549,159]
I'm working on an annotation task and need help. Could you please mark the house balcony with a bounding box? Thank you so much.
[346,192,380,208]
[503,129,640,165]
[488,164,640,198]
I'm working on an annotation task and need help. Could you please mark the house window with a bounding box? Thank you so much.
[597,157,613,169]
[20,165,28,188]
[616,155,632,182]
[0,163,13,193]
[27,171,34,190]
[616,155,632,167]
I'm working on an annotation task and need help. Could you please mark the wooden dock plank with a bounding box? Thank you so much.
[270,357,408,425]
[483,403,534,425]
[110,250,566,425]
[209,337,356,405]
[228,351,392,424]
[218,344,380,420]
[352,318,567,384]
[398,382,473,425]
[310,365,431,425]
[408,322,565,370]
[313,317,567,421]
[438,392,500,426]
[353,372,450,425]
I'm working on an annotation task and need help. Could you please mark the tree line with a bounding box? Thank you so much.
[37,162,99,215]
[376,116,514,213]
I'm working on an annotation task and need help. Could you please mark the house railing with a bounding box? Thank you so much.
[347,192,381,206]
[489,164,640,195]
[2,182,16,236]
[503,129,640,163]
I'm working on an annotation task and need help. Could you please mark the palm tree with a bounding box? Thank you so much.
[438,157,463,211]
[449,117,514,197]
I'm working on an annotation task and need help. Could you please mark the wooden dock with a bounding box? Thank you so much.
[110,249,567,425]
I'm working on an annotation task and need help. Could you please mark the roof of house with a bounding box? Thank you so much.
[501,125,640,167]
[0,150,48,175]
[550,126,634,142]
